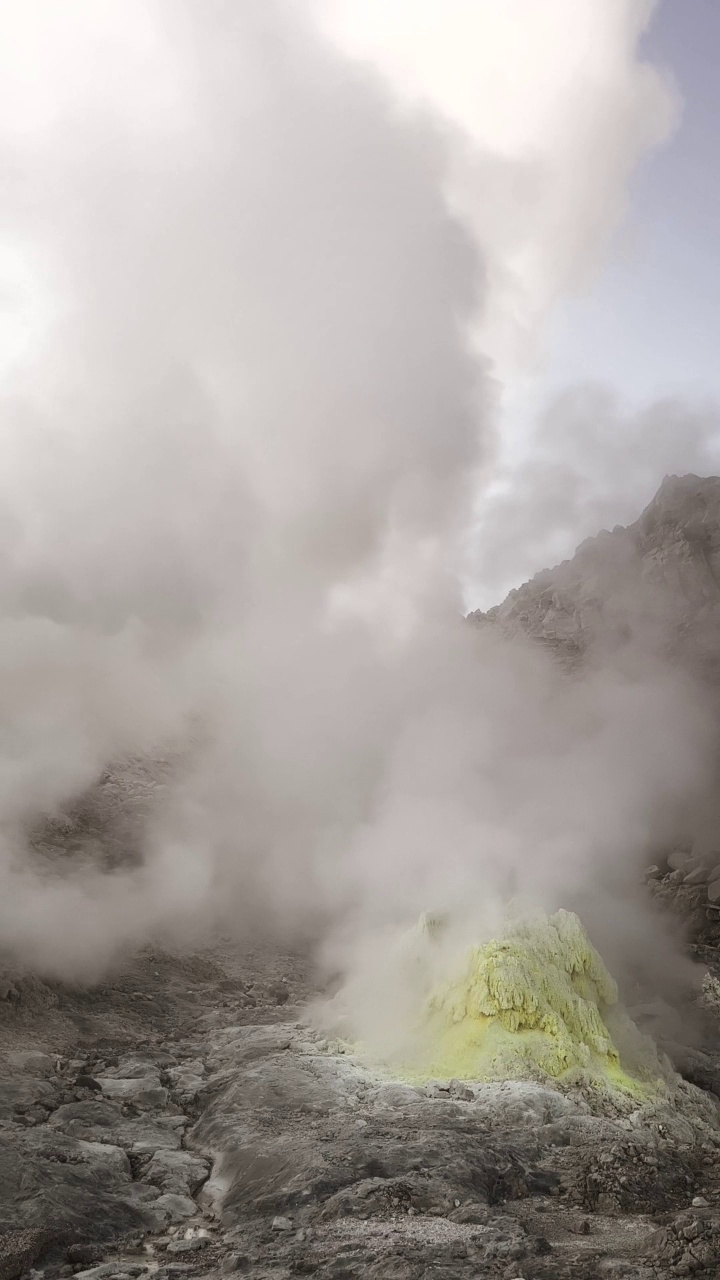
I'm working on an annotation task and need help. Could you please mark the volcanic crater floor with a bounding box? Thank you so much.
[3,938,720,1280]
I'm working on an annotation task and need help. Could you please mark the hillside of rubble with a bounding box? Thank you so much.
[469,473,720,679]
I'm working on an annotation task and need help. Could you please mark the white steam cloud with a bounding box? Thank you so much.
[0,0,710,1017]
[312,0,679,372]
[472,387,720,600]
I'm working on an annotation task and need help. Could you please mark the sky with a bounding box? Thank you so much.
[0,0,717,611]
[309,0,720,606]
[476,0,720,605]
[544,0,720,407]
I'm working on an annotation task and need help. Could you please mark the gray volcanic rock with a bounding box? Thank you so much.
[26,751,178,876]
[189,1022,716,1213]
[0,1124,148,1238]
[0,941,719,1279]
[469,474,720,676]
[143,1149,210,1196]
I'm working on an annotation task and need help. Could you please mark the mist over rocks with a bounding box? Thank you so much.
[469,472,720,863]
[0,3,719,1277]
[5,472,720,1277]
[0,0,707,1022]
[6,472,720,1001]
[470,473,720,678]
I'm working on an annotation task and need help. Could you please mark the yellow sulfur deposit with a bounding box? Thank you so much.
[400,909,659,1093]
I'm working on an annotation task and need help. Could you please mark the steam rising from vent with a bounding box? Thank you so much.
[312,0,679,373]
[0,0,712,1006]
[473,388,720,598]
[325,909,672,1094]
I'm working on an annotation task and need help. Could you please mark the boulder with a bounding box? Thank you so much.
[144,1149,209,1196]
[0,1126,147,1240]
[4,1051,56,1077]
[685,866,710,885]
[669,850,693,872]
[98,1078,168,1108]
[0,1077,57,1120]
[150,1194,199,1225]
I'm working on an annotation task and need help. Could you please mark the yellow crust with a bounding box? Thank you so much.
[398,909,656,1094]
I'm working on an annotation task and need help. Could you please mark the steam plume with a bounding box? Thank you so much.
[472,386,720,601]
[0,0,710,1013]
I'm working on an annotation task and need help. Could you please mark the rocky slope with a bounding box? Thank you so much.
[6,475,720,1278]
[469,473,720,678]
[470,472,720,915]
[4,936,720,1280]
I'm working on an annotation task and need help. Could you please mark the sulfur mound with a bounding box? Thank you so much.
[402,909,664,1092]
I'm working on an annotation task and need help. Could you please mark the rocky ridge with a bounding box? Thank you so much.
[470,472,720,911]
[469,473,720,677]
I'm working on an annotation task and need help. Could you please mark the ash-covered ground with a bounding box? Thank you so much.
[3,863,720,1280]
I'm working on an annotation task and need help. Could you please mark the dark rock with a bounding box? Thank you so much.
[148,1194,198,1225]
[66,1246,105,1266]
[97,1080,168,1109]
[0,1227,71,1280]
[24,1105,52,1125]
[0,1124,148,1241]
[685,866,710,885]
[220,1255,248,1274]
[4,1052,56,1077]
[50,1101,125,1133]
[143,1150,208,1197]
[0,1079,57,1121]
[165,1238,209,1254]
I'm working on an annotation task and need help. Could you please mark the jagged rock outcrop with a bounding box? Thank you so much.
[469,474,720,678]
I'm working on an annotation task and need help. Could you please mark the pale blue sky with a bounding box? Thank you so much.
[469,0,720,607]
[543,0,720,408]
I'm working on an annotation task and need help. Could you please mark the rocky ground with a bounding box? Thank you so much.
[7,473,720,1279]
[4,892,720,1280]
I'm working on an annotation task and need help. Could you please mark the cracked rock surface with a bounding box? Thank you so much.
[3,929,720,1280]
